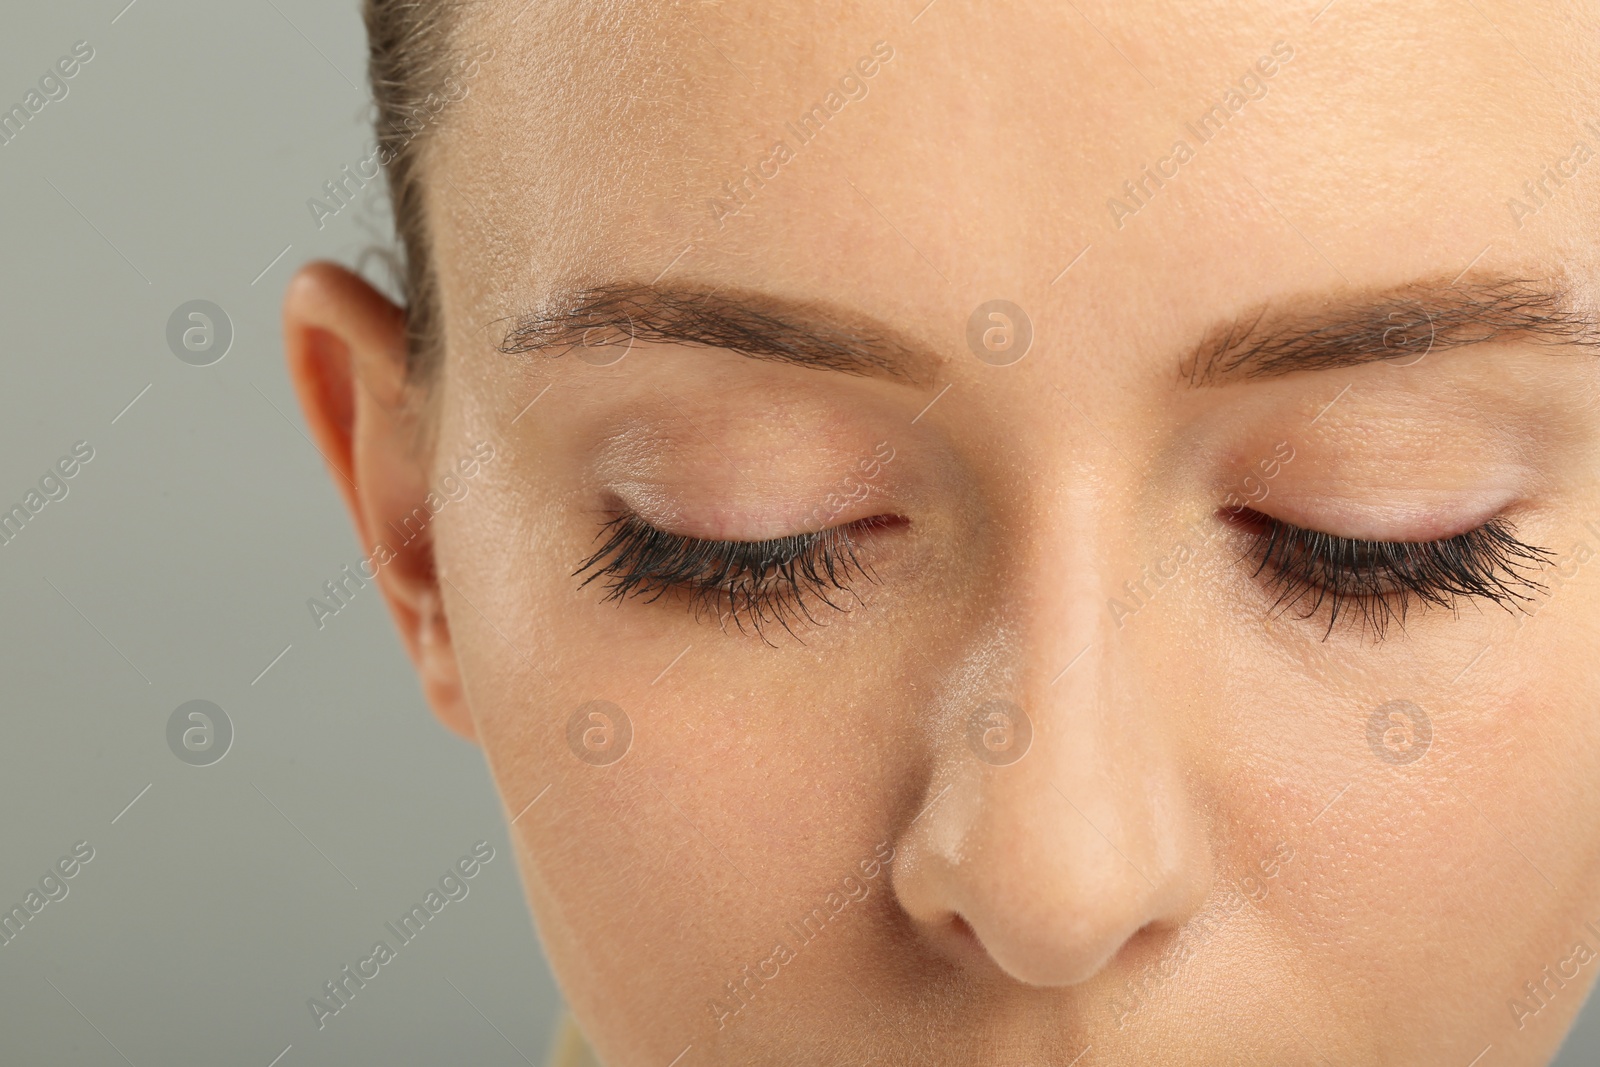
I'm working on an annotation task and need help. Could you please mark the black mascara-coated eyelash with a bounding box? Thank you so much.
[1236,508,1554,639]
[574,513,884,640]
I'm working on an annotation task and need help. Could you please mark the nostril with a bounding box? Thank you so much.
[937,912,1005,974]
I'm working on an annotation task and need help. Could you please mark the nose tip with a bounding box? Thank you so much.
[927,892,1153,989]
[891,735,1210,989]
[903,795,1183,985]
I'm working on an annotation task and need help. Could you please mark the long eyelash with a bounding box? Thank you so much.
[573,513,880,642]
[1240,510,1554,639]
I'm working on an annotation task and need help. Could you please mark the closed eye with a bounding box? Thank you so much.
[574,511,903,642]
[1229,507,1554,639]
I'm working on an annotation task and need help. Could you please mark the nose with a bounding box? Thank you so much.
[891,639,1212,987]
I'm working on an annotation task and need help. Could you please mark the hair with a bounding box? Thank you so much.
[363,0,466,385]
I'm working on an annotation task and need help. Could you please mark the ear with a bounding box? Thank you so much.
[282,261,476,742]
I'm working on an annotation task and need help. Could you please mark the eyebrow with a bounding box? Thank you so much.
[497,283,936,384]
[1183,276,1600,385]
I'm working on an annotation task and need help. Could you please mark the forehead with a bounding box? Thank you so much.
[431,0,1600,366]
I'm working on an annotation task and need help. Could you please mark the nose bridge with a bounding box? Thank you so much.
[1007,447,1200,891]
[1014,642,1200,947]
[1000,459,1173,843]
[1027,634,1192,902]
[892,481,1211,987]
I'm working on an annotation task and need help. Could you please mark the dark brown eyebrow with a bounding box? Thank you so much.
[1183,277,1600,385]
[497,283,936,385]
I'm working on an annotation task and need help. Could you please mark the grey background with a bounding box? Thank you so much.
[0,2,561,1065]
[0,2,1596,1065]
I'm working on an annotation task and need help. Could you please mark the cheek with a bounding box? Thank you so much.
[447,468,922,1057]
[1168,562,1600,1053]
[1272,635,1600,1045]
[495,668,918,1065]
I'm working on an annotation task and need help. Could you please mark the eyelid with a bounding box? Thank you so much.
[574,510,901,641]
[1234,507,1553,638]
[1238,487,1521,544]
[601,489,894,542]
[602,439,900,541]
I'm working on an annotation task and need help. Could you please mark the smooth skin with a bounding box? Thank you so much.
[285,2,1600,1063]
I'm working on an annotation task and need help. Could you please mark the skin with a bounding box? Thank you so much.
[284,1,1600,1063]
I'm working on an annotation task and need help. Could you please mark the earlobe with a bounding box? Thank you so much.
[416,586,475,741]
[282,261,477,743]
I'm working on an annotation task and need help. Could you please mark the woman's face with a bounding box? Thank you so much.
[291,1,1600,1063]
